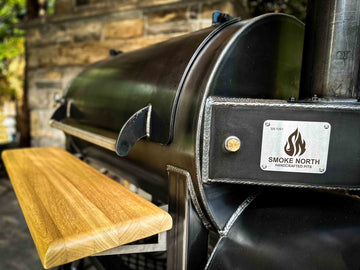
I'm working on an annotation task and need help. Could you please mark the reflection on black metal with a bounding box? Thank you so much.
[49,5,360,269]
[115,105,151,157]
[300,0,360,99]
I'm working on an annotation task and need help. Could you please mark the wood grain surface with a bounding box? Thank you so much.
[2,147,172,269]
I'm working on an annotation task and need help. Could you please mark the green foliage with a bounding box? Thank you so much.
[48,0,55,15]
[0,0,25,64]
[249,0,308,22]
[0,0,26,100]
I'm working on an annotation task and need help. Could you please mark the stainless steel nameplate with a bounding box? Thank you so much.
[260,120,331,174]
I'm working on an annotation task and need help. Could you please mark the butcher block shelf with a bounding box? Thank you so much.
[2,147,172,269]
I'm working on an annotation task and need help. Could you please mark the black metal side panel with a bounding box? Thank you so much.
[206,189,360,270]
[203,97,360,189]
[167,166,208,270]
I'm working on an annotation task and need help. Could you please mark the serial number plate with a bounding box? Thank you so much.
[260,120,331,174]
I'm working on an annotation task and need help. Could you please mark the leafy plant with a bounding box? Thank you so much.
[0,0,26,101]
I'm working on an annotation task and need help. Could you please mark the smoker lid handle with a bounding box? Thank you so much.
[115,105,152,157]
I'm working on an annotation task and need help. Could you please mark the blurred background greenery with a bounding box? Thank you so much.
[0,0,26,102]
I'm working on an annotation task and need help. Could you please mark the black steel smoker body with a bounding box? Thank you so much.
[51,0,360,269]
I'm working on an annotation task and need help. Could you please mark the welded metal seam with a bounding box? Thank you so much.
[201,98,214,182]
[205,177,360,190]
[204,236,224,270]
[205,192,260,270]
[219,192,260,236]
[166,165,212,230]
[209,96,360,111]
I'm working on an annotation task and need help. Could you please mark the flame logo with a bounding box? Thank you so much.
[284,128,306,156]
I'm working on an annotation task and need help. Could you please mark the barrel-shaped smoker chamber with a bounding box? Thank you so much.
[63,14,303,143]
[53,13,360,270]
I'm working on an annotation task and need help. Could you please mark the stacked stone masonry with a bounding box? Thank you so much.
[26,0,248,147]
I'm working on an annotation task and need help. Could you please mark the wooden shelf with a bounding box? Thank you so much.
[2,147,172,269]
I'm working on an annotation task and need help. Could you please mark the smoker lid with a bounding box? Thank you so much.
[62,14,303,148]
[63,23,218,144]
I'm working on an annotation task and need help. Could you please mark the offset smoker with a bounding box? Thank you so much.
[47,1,360,269]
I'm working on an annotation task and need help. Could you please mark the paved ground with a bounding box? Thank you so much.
[0,177,44,270]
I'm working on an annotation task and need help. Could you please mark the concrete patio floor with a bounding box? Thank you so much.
[0,177,44,270]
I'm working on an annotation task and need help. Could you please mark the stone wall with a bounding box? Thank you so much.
[25,0,248,147]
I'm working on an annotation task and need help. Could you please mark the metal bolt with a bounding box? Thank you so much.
[324,124,329,129]
[261,164,267,169]
[319,168,324,172]
[265,122,270,127]
[224,136,241,152]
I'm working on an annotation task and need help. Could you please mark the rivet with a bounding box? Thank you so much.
[261,164,267,169]
[224,136,241,152]
[265,122,270,127]
[324,124,329,129]
[319,168,324,172]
